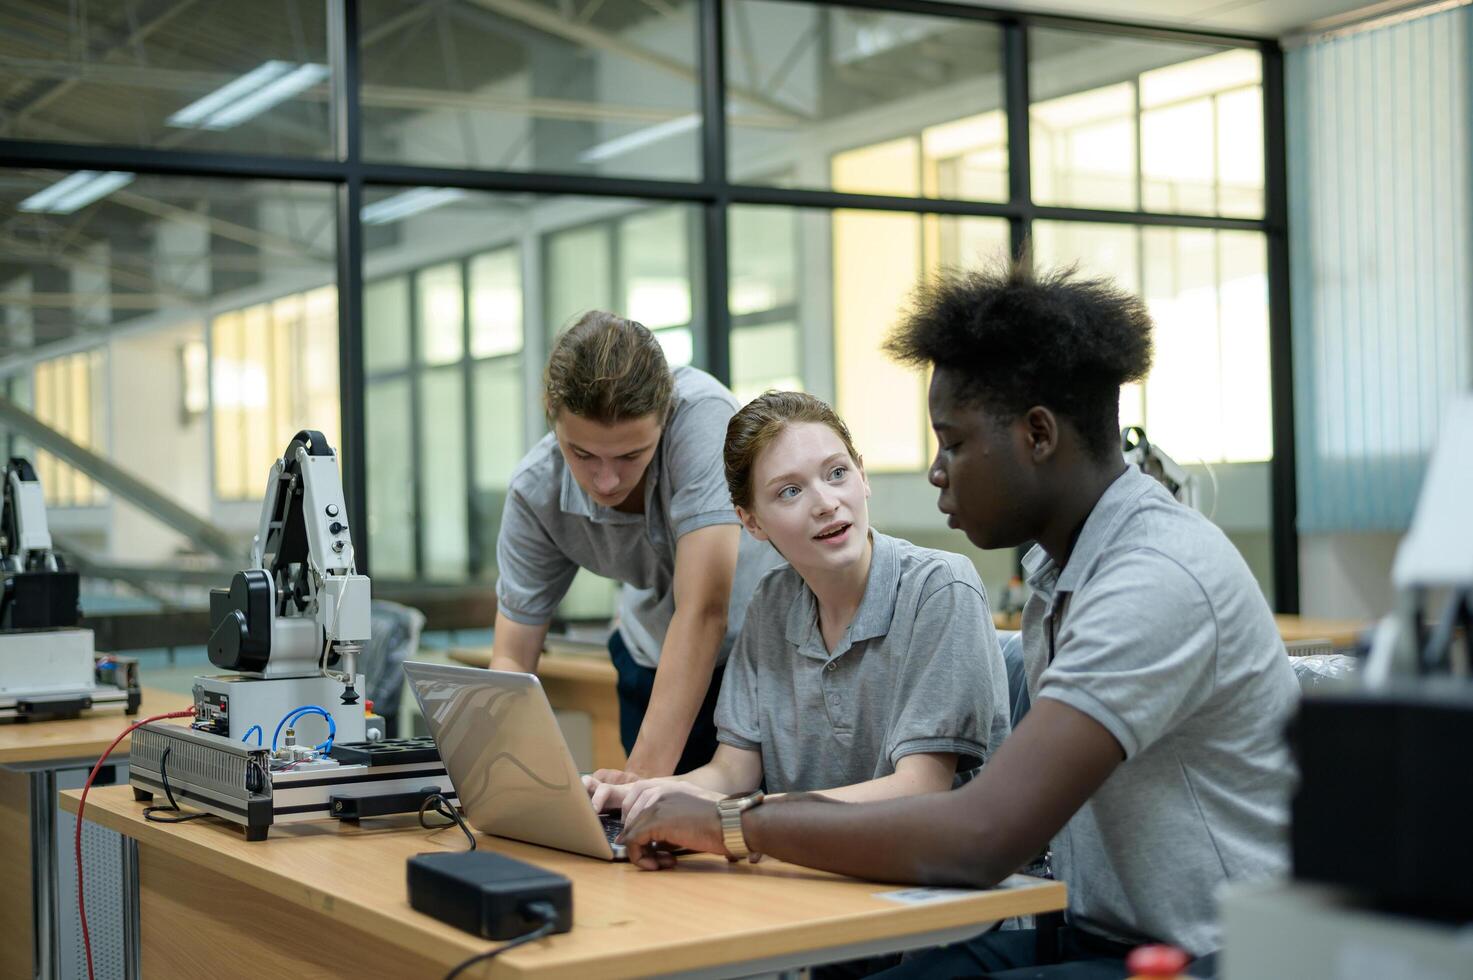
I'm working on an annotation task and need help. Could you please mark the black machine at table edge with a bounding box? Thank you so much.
[1289,395,1473,919]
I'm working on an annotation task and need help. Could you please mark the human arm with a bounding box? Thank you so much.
[622,523,740,777]
[796,751,957,804]
[619,697,1123,878]
[489,612,549,673]
[491,483,578,672]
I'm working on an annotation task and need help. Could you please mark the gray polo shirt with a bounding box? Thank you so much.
[715,531,1010,795]
[1021,465,1298,957]
[495,366,784,668]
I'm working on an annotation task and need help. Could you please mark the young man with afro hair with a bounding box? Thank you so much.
[615,260,1300,978]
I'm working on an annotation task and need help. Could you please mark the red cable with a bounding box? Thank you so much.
[76,708,195,980]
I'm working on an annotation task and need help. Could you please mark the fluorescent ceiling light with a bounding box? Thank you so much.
[579,114,700,164]
[361,187,468,226]
[19,171,135,214]
[168,60,328,130]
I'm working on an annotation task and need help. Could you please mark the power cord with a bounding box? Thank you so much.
[419,792,476,850]
[443,901,559,980]
[142,747,209,824]
[76,706,197,980]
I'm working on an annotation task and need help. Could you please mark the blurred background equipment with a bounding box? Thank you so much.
[1222,396,1473,978]
[1122,426,1202,512]
[0,457,139,720]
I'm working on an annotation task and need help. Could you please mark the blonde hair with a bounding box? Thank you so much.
[724,391,861,510]
[543,311,674,424]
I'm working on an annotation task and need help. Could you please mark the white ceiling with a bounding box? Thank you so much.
[952,0,1406,38]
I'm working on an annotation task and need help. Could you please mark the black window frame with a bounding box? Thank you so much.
[0,0,1298,611]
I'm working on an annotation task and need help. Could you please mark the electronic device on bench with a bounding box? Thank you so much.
[405,660,629,861]
[1290,396,1473,919]
[408,851,572,940]
[0,457,140,721]
[128,431,449,839]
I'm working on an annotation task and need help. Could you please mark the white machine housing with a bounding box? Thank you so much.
[1364,395,1473,684]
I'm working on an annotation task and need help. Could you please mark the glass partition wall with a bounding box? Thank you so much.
[0,0,1294,615]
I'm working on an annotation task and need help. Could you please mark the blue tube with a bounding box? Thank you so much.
[272,706,337,753]
[241,725,264,746]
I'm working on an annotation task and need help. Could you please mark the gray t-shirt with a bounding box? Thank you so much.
[1021,466,1298,957]
[495,366,784,668]
[715,531,1010,795]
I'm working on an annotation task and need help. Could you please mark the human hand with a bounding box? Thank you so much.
[617,792,726,871]
[622,780,722,825]
[582,770,641,813]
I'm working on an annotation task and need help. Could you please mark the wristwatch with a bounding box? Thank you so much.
[716,790,764,860]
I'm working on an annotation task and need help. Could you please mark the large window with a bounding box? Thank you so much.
[1030,31,1263,217]
[0,0,1291,611]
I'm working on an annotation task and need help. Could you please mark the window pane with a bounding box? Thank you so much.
[417,262,464,366]
[31,352,104,507]
[361,0,700,180]
[0,1,331,157]
[1030,30,1262,217]
[211,286,341,501]
[1033,221,1270,465]
[367,378,415,579]
[732,322,801,404]
[834,210,925,470]
[731,207,798,316]
[470,250,523,359]
[546,225,612,337]
[473,357,523,583]
[726,1,1006,201]
[544,204,701,354]
[366,276,411,374]
[418,368,467,580]
[619,208,691,330]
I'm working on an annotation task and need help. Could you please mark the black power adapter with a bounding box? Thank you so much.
[407,851,573,940]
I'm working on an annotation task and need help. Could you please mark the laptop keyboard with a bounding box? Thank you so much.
[599,814,624,844]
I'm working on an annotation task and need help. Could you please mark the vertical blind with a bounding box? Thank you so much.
[1286,5,1472,532]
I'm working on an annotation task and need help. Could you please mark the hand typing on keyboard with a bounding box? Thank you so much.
[584,772,722,824]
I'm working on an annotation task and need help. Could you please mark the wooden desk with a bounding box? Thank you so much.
[65,784,1066,979]
[995,611,1369,650]
[0,687,192,980]
[451,646,626,772]
[1272,615,1369,650]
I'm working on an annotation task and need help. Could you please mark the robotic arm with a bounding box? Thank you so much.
[0,457,80,629]
[1122,426,1201,511]
[207,431,370,706]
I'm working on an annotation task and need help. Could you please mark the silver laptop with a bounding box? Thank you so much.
[403,660,627,861]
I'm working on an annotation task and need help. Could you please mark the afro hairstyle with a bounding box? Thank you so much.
[886,256,1154,460]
